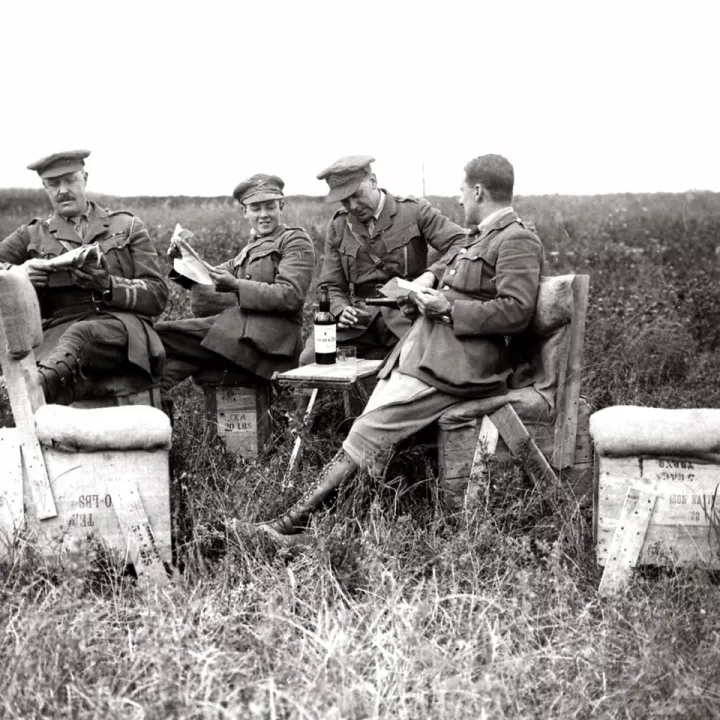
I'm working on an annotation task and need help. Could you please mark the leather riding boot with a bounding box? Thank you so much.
[37,353,84,405]
[262,449,358,535]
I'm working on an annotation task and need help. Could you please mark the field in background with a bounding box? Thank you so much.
[2,188,720,718]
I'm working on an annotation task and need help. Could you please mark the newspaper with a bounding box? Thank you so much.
[169,224,215,285]
[43,243,103,271]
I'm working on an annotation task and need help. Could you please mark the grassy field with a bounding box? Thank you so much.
[2,188,720,718]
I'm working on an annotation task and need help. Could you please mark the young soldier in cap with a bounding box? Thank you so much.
[258,154,545,542]
[0,150,168,404]
[155,174,315,408]
[299,155,467,363]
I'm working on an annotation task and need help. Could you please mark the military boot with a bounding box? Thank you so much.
[260,449,358,537]
[37,353,84,405]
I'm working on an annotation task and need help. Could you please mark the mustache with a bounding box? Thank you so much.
[56,194,75,203]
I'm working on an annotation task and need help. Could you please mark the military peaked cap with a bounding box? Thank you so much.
[317,155,375,203]
[27,150,91,179]
[233,173,285,204]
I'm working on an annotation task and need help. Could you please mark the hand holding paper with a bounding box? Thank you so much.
[169,224,215,285]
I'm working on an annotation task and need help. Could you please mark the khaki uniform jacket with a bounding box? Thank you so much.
[379,210,544,398]
[0,202,168,376]
[319,192,467,343]
[172,225,315,379]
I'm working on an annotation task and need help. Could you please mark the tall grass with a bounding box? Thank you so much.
[1,189,720,718]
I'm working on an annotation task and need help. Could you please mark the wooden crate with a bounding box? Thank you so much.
[73,386,162,410]
[438,398,593,497]
[595,454,720,568]
[0,428,172,571]
[202,383,271,458]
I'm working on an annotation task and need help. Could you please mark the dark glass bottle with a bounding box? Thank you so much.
[314,286,336,364]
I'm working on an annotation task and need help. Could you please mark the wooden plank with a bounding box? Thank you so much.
[596,455,720,568]
[598,478,657,595]
[276,359,382,387]
[203,384,271,458]
[112,477,171,586]
[283,388,318,484]
[553,275,590,469]
[467,416,500,504]
[489,404,559,485]
[72,388,158,410]
[0,429,24,546]
[438,399,591,482]
[30,447,173,567]
[3,355,56,519]
[469,416,500,480]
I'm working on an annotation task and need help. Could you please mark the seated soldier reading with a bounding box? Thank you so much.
[256,154,545,542]
[156,174,315,413]
[0,149,168,405]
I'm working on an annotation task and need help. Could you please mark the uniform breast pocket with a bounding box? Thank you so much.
[244,248,280,283]
[98,233,133,275]
[454,246,498,296]
[383,224,421,277]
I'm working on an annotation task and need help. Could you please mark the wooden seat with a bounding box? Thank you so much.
[72,372,162,410]
[0,267,172,585]
[193,369,272,459]
[437,274,591,508]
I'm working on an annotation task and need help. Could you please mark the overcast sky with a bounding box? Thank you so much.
[2,0,717,198]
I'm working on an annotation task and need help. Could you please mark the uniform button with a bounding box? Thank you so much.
[443,285,450,290]
[460,248,467,253]
[245,273,251,279]
[449,269,456,275]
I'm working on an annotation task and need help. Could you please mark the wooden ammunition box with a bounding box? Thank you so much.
[0,428,172,571]
[201,382,271,458]
[595,454,720,568]
[438,398,594,499]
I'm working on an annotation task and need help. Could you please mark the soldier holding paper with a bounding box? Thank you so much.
[155,174,315,411]
[0,150,168,404]
[258,154,545,541]
[299,155,467,363]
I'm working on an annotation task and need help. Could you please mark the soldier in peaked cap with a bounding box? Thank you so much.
[299,154,467,364]
[155,173,315,412]
[256,153,545,543]
[0,150,168,405]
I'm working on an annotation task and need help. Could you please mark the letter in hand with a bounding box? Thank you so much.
[208,267,239,293]
[21,258,52,288]
[69,252,111,291]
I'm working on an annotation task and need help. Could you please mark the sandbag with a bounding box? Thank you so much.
[0,267,43,358]
[590,405,720,458]
[35,404,171,452]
